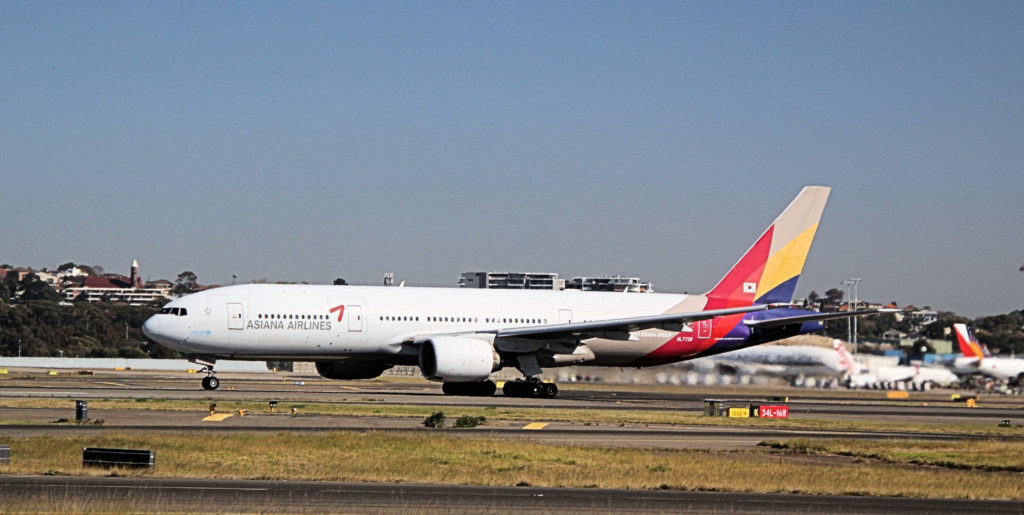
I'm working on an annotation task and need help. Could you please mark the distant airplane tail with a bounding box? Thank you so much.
[953,323,989,358]
[833,339,862,375]
[704,186,830,308]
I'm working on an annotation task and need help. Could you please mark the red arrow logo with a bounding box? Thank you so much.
[329,304,345,321]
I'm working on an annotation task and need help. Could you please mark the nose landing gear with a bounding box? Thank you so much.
[191,357,220,390]
[201,374,220,390]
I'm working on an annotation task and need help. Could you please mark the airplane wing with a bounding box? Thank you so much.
[742,309,880,329]
[483,303,790,342]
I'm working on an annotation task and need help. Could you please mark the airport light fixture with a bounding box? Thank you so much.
[841,278,862,352]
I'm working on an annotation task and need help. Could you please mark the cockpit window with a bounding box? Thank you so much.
[158,307,187,316]
[178,308,187,316]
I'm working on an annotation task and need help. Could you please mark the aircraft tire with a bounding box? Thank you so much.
[502,380,548,398]
[202,376,220,390]
[442,381,496,396]
[541,383,558,398]
[502,380,520,397]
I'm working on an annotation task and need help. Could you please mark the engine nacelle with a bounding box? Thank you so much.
[315,359,392,380]
[419,336,499,382]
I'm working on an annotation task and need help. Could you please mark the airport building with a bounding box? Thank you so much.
[458,272,562,290]
[459,271,653,292]
[566,276,654,293]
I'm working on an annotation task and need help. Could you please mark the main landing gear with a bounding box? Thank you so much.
[441,380,497,396]
[502,379,558,399]
[439,379,559,398]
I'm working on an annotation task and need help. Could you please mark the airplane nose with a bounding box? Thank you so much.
[142,316,161,339]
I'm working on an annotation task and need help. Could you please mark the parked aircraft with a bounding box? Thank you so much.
[833,340,956,390]
[688,344,845,381]
[142,185,872,398]
[954,323,1024,385]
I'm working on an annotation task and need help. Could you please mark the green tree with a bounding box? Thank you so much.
[173,271,199,295]
[921,312,969,339]
[824,288,844,306]
[807,290,819,306]
[19,274,61,302]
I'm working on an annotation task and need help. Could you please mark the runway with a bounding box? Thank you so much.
[3,370,1022,427]
[2,475,1022,514]
[3,370,1024,513]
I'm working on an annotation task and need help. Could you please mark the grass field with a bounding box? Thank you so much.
[1,431,1023,500]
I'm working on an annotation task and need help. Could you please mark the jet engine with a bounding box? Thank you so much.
[419,336,499,382]
[315,359,392,380]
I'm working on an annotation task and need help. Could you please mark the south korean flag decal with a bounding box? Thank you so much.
[743,282,757,294]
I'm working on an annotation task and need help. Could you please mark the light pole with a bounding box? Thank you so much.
[841,278,862,352]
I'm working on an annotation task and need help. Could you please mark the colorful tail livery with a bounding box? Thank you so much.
[833,339,862,375]
[637,186,841,365]
[954,323,989,358]
[705,185,829,308]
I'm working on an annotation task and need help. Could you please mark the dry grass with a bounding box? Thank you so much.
[766,438,1024,471]
[1,432,1023,500]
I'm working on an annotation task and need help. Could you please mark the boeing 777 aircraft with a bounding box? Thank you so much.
[143,185,869,398]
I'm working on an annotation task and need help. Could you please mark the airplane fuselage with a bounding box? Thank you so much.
[144,283,821,367]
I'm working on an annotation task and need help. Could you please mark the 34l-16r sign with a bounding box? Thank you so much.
[758,405,789,418]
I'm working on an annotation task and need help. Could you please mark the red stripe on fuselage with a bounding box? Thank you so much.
[632,225,775,365]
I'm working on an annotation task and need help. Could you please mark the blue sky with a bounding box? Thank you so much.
[2,2,1021,316]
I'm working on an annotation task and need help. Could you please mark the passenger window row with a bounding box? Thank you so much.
[257,314,328,320]
[377,315,548,325]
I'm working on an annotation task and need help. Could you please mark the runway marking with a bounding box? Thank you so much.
[95,382,130,387]
[202,414,235,422]
[522,422,548,430]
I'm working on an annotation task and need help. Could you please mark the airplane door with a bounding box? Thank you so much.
[697,319,712,339]
[348,305,363,332]
[227,303,244,330]
[558,309,573,324]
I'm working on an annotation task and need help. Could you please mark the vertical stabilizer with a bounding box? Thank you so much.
[953,323,988,358]
[705,186,830,307]
[833,339,862,375]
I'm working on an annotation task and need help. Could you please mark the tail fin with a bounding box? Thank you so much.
[705,186,831,307]
[833,339,862,374]
[953,323,987,358]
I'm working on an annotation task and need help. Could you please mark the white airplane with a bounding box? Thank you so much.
[687,344,845,380]
[954,323,1024,385]
[143,185,870,398]
[833,339,956,390]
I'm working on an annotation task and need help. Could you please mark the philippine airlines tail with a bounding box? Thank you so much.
[704,186,830,308]
[954,323,989,358]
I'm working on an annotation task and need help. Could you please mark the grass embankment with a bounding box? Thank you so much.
[2,397,1022,437]
[1,432,1023,500]
[763,438,1024,471]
